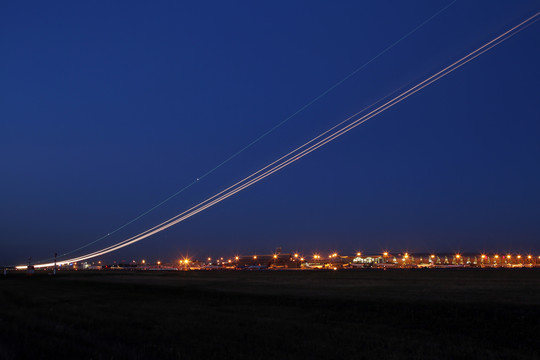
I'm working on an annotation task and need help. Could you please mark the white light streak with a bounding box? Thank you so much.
[21,12,540,269]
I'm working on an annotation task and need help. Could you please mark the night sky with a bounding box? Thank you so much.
[2,1,539,265]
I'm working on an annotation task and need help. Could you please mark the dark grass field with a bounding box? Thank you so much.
[1,269,539,360]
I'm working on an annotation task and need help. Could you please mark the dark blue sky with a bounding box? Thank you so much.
[1,1,539,265]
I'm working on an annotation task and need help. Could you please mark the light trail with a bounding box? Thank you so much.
[35,1,456,264]
[20,11,540,269]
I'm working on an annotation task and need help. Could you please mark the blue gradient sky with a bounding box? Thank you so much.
[1,1,539,265]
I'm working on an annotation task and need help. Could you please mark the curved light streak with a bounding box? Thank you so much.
[20,11,540,269]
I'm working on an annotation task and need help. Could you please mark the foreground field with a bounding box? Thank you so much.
[1,269,539,359]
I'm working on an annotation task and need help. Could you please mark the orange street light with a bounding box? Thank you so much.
[356,252,361,257]
[253,256,257,260]
[300,257,304,261]
[294,253,299,258]
[383,252,388,257]
[430,254,436,259]
[235,256,239,260]
[273,254,277,259]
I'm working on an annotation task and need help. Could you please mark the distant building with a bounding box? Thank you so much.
[236,253,300,268]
